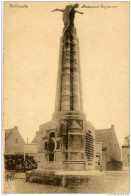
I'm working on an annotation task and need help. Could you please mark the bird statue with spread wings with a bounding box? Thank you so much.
[51,4,84,34]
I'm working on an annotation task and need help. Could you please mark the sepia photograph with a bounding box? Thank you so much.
[3,1,129,193]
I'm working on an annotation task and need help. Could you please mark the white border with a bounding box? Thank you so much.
[0,1,130,196]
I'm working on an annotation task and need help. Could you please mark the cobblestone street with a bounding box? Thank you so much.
[3,171,129,193]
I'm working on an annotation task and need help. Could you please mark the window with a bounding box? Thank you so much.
[96,155,100,157]
[49,153,54,161]
[102,147,107,151]
[49,132,55,138]
[45,142,48,150]
[15,139,18,144]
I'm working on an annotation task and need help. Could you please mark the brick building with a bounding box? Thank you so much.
[4,126,25,170]
[4,126,38,171]
[5,126,25,155]
[122,135,130,170]
[95,125,121,171]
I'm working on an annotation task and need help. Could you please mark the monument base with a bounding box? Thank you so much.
[26,169,105,187]
[63,161,85,170]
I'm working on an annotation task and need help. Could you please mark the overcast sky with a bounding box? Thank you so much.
[4,2,129,146]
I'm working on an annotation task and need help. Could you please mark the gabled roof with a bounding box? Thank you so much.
[31,135,39,144]
[95,129,111,139]
[68,121,82,129]
[39,120,59,131]
[5,129,14,141]
[31,120,59,143]
[95,127,119,148]
[5,127,25,155]
[5,126,25,144]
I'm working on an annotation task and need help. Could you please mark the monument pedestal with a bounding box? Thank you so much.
[63,161,85,170]
[32,115,95,171]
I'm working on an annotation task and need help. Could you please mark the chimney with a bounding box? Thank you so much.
[111,124,115,130]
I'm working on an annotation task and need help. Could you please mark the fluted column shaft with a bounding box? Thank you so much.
[54,27,83,113]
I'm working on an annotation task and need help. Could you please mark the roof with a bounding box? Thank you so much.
[39,120,59,131]
[95,127,119,147]
[95,129,111,141]
[5,129,14,141]
[5,126,25,154]
[31,120,59,143]
[31,135,39,144]
[86,121,95,130]
[5,126,25,143]
[5,126,25,144]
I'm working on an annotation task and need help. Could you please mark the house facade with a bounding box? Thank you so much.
[5,126,25,155]
[122,135,130,170]
[95,125,122,171]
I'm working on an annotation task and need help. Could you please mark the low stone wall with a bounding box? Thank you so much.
[26,170,63,186]
[26,169,104,187]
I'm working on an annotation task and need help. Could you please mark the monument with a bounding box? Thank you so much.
[26,4,98,186]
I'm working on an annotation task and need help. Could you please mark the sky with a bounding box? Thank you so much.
[3,2,129,146]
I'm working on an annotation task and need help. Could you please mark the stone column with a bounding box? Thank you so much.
[61,34,71,111]
[55,37,64,111]
[70,28,81,111]
[54,27,84,117]
[77,39,83,112]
